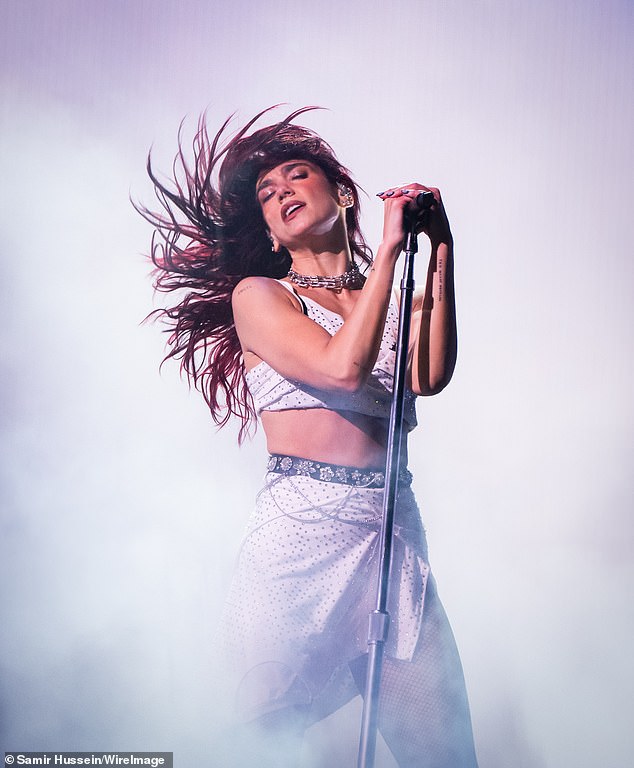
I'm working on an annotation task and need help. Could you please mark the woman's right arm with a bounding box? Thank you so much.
[232,250,400,393]
[233,187,414,391]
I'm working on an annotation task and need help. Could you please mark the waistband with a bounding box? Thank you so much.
[266,454,412,489]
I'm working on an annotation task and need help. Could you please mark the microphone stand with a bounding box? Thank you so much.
[357,195,432,768]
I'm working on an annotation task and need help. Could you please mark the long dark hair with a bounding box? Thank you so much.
[137,106,372,441]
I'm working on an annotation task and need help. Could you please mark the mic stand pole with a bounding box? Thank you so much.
[357,209,424,768]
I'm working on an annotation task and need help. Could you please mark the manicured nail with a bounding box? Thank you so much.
[376,191,385,197]
[385,190,395,196]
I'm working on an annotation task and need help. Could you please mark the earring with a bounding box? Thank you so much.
[267,232,280,253]
[337,183,354,208]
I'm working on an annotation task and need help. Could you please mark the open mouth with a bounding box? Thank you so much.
[283,202,304,221]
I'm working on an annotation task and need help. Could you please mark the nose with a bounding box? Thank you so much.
[277,186,293,202]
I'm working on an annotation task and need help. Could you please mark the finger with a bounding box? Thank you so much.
[402,187,443,210]
[376,187,400,199]
[377,184,417,199]
[377,184,439,200]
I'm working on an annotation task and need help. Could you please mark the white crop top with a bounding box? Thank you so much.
[245,282,418,430]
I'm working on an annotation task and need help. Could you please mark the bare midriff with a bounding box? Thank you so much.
[261,408,409,469]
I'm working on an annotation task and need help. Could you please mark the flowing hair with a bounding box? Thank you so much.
[136,106,372,442]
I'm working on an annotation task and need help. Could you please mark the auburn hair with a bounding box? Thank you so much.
[137,106,372,441]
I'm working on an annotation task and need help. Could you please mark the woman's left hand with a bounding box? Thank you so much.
[377,184,452,248]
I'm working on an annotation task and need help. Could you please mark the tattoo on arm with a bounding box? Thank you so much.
[235,284,254,297]
[437,258,444,303]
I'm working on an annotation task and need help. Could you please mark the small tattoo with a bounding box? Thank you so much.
[437,260,444,303]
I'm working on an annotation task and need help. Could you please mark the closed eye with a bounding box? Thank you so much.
[256,162,313,205]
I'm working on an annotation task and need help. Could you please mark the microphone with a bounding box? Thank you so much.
[412,191,435,210]
[404,190,435,228]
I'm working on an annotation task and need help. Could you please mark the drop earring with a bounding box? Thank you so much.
[267,232,280,253]
[337,184,354,208]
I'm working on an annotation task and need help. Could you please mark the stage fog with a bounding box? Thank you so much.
[1,1,632,766]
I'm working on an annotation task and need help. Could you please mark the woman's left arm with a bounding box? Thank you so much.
[377,184,457,395]
[405,187,457,396]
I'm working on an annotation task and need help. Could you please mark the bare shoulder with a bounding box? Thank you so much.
[232,275,271,303]
[232,276,308,358]
[232,276,301,318]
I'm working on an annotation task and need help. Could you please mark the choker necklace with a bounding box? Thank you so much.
[286,261,364,290]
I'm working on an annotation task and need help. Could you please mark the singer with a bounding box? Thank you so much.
[141,107,478,767]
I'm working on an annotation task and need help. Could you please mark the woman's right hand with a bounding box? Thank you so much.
[377,186,414,254]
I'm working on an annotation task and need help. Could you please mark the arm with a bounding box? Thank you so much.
[377,184,457,395]
[407,189,457,395]
[232,242,402,393]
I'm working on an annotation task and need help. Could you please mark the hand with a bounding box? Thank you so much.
[377,184,452,249]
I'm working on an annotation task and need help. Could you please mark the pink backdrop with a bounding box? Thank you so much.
[1,1,633,765]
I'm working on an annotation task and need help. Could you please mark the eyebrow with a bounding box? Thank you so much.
[256,162,310,195]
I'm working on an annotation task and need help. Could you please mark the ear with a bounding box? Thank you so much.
[337,183,354,209]
[267,231,281,253]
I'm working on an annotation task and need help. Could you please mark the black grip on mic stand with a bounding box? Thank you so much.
[414,190,435,210]
[404,190,435,232]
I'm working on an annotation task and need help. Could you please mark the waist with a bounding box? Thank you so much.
[267,453,413,489]
[261,408,402,467]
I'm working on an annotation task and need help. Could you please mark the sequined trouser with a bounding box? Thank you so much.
[224,471,479,767]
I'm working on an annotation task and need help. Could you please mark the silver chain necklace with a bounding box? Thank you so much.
[286,261,364,290]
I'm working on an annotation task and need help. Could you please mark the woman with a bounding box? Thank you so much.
[142,107,478,767]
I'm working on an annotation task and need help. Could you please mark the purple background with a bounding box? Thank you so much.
[1,1,633,765]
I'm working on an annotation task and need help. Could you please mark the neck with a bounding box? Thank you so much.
[285,211,351,275]
[288,247,352,278]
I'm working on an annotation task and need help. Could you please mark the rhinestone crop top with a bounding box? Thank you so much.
[244,282,418,430]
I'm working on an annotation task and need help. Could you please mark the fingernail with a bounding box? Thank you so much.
[385,190,395,197]
[402,189,411,195]
[376,191,385,197]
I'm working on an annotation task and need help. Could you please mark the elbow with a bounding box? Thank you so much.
[326,363,368,394]
[414,358,457,397]
[416,338,458,396]
[420,372,453,396]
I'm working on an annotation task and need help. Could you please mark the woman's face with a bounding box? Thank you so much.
[255,160,345,250]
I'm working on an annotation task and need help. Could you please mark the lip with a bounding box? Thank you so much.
[281,201,305,221]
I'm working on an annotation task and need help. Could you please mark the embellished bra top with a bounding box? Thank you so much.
[244,281,418,430]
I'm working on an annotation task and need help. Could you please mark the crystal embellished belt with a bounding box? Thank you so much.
[266,454,412,489]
